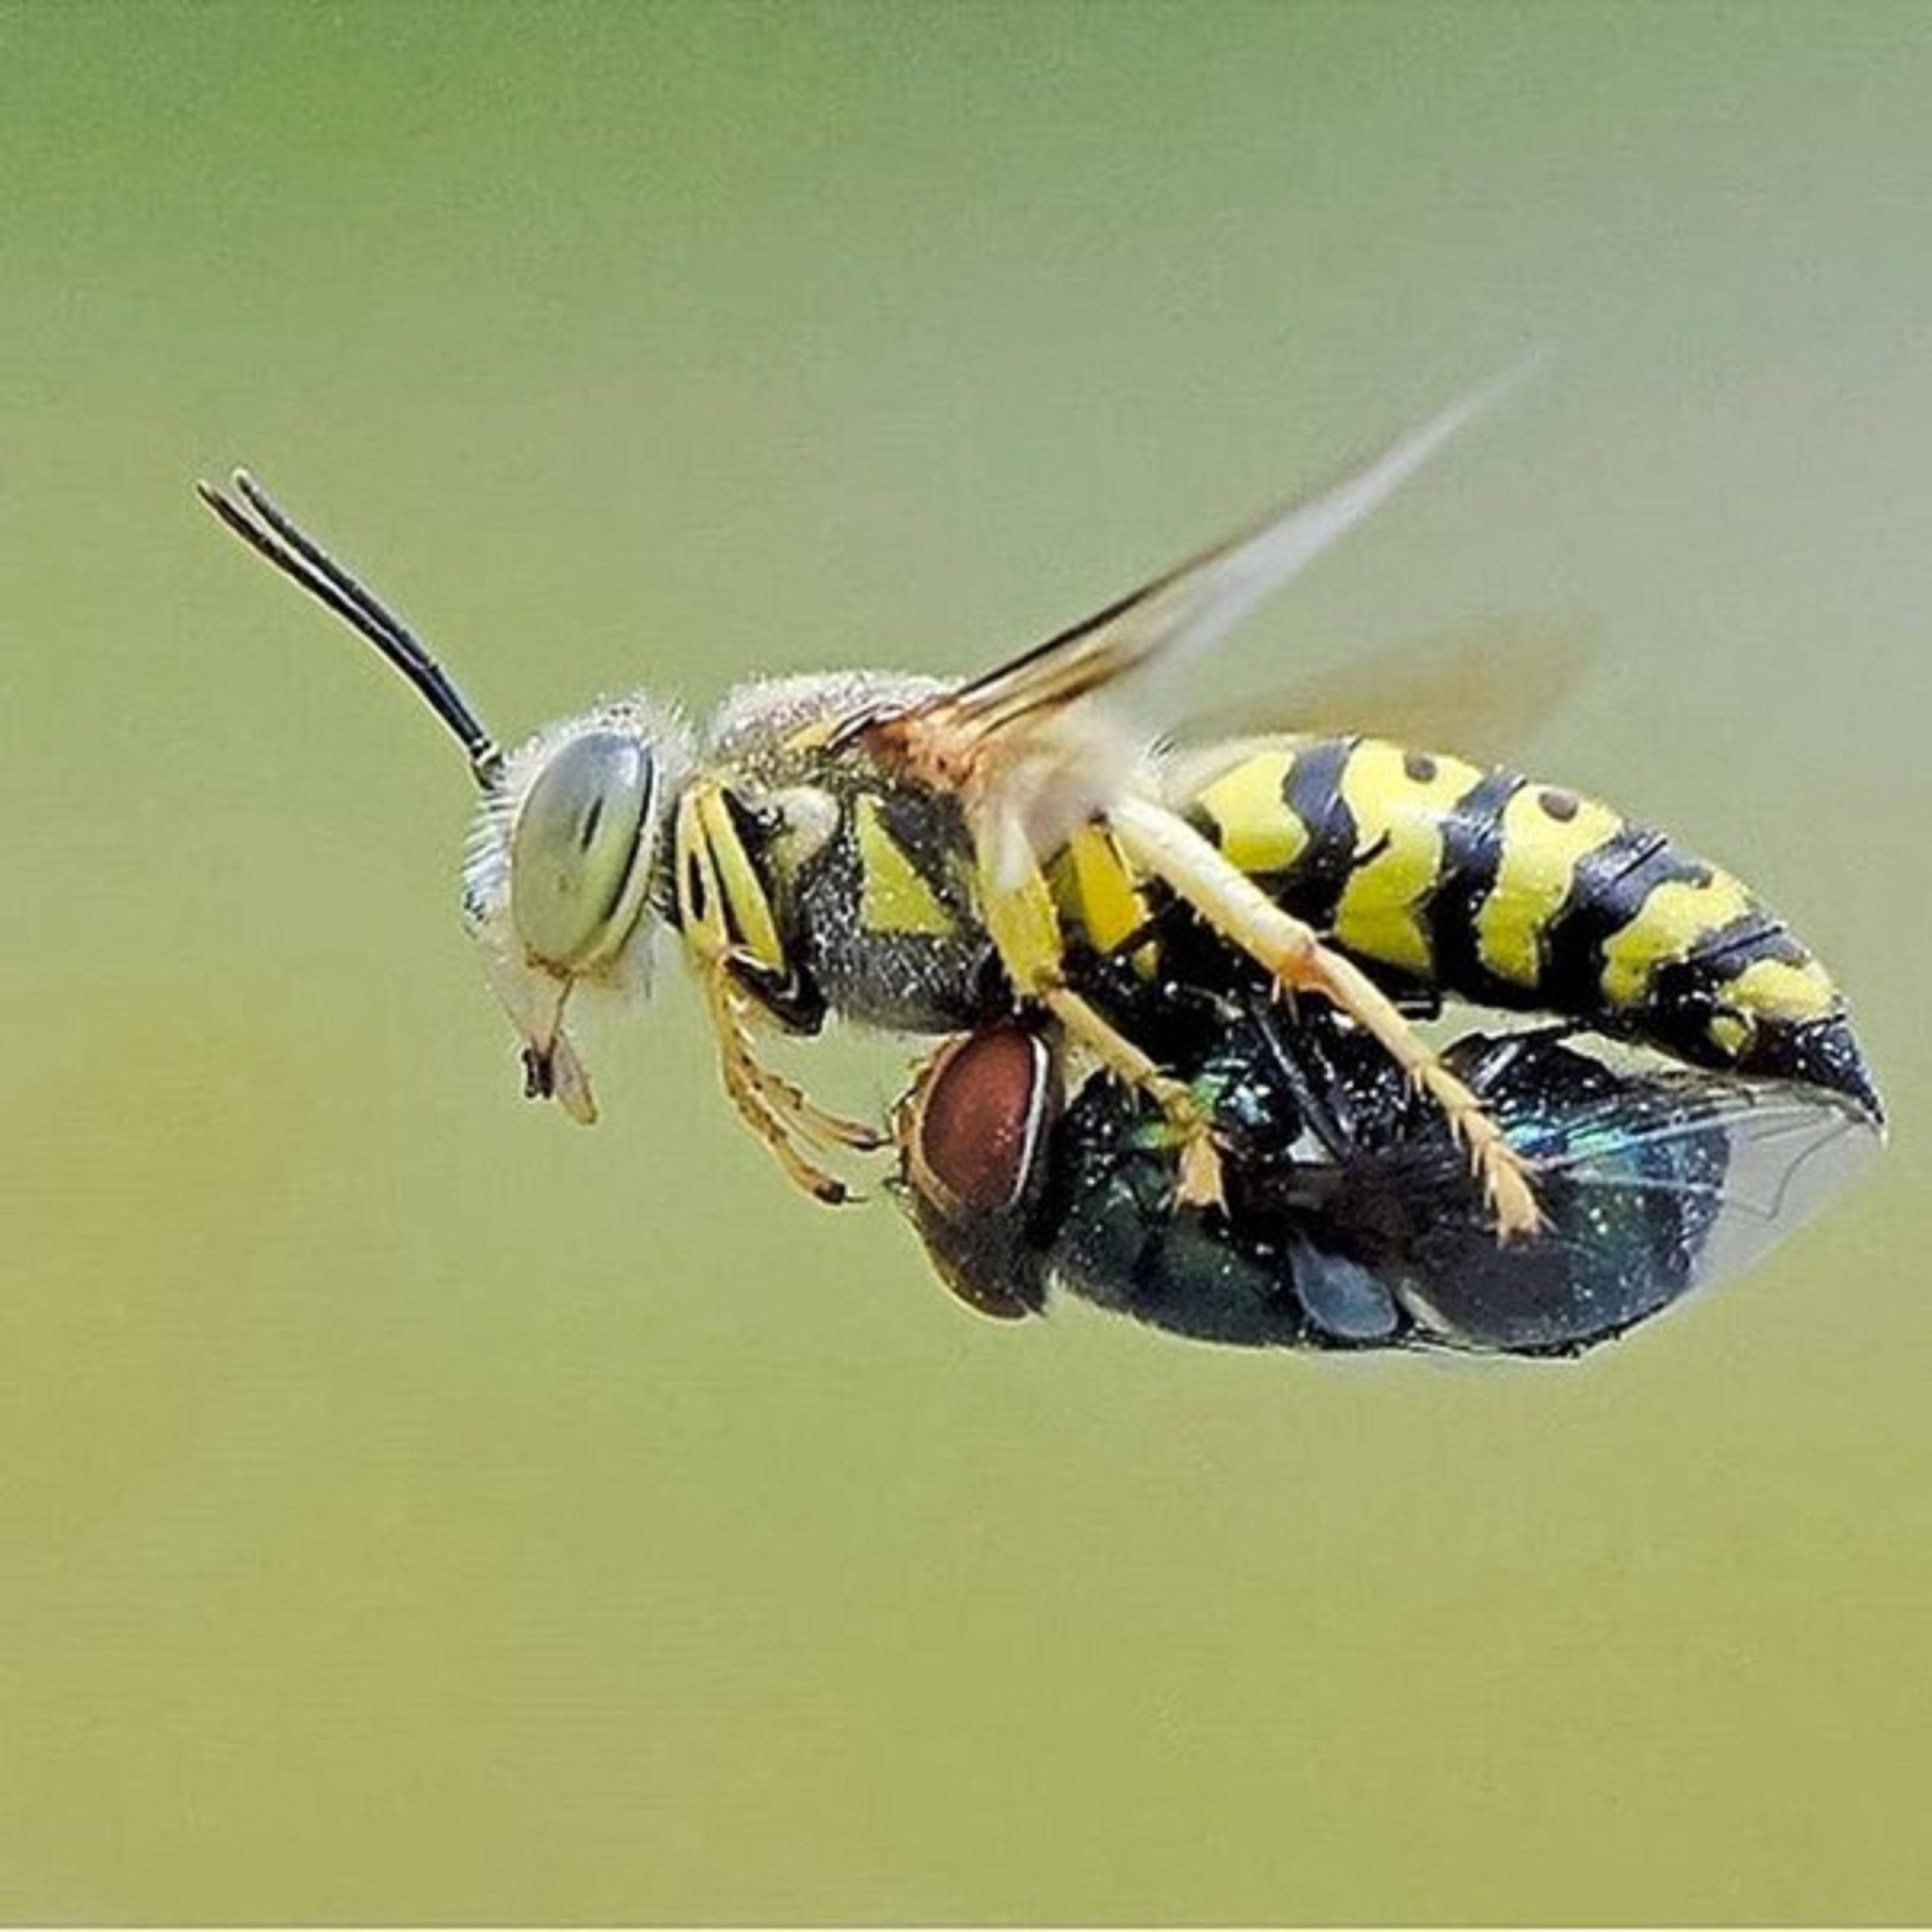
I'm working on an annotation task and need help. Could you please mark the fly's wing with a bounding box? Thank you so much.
[1548,1076,1883,1307]
[1333,1065,1881,1355]
[894,365,1539,760]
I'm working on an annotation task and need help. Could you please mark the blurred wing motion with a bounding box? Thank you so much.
[898,366,1537,757]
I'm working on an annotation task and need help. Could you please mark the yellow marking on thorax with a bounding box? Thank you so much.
[1475,787,1625,987]
[1050,823,1153,962]
[1600,869,1754,1010]
[1724,954,1837,1025]
[1331,740,1484,978]
[1191,747,1309,874]
[853,793,956,937]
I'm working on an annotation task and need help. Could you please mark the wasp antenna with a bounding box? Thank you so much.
[198,471,503,785]
[230,471,436,677]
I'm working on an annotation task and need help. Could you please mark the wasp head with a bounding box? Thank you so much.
[461,696,693,1121]
[198,470,693,1125]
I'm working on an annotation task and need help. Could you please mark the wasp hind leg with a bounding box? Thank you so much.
[1107,794,1544,1240]
[707,970,887,1208]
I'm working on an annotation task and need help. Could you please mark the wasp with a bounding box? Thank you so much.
[895,999,1880,1352]
[198,376,1880,1248]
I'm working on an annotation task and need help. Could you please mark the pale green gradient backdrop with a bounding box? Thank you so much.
[4,3,1929,1921]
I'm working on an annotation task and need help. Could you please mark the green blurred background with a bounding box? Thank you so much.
[4,2,1929,1920]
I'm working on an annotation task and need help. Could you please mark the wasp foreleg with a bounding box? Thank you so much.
[1107,794,1544,1239]
[705,969,885,1207]
[720,1053,855,1205]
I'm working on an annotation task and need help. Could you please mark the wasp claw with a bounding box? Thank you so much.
[1173,1125,1228,1209]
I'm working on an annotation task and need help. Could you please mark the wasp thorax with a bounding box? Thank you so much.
[509,730,657,970]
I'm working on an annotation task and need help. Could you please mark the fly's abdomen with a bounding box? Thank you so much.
[1176,734,1883,1123]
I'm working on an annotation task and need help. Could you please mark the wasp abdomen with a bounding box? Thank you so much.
[1177,734,1881,1122]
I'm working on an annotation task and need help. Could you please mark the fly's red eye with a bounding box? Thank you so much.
[911,1025,1056,1217]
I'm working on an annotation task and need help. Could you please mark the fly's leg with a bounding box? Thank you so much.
[1108,793,1544,1239]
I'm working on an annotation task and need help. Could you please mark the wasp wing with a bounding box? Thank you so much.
[1159,618,1593,770]
[911,366,1534,747]
[1327,1058,1880,1354]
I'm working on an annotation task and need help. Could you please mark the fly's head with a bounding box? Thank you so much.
[197,469,692,1125]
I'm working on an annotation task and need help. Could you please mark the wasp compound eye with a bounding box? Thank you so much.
[510,732,657,971]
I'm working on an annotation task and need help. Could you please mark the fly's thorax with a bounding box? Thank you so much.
[462,693,695,1121]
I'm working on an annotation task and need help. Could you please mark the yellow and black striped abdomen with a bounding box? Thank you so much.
[1172,734,1881,1121]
